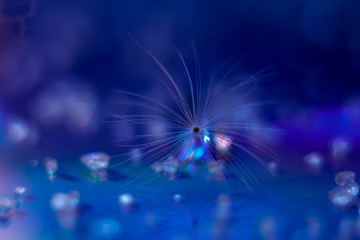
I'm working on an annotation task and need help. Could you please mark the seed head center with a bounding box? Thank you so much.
[192,126,200,133]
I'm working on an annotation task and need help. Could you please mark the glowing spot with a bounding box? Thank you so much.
[51,191,80,211]
[328,187,355,209]
[14,186,26,196]
[51,193,68,211]
[214,135,232,151]
[186,162,196,172]
[4,118,29,143]
[304,152,323,169]
[80,152,110,171]
[118,193,134,206]
[173,194,183,202]
[345,182,359,196]
[332,137,351,160]
[203,135,210,143]
[50,191,80,230]
[31,82,99,131]
[162,157,180,178]
[194,147,205,159]
[189,151,194,160]
[13,186,27,208]
[268,161,279,175]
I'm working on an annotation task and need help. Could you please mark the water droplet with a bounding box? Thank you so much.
[13,186,27,208]
[81,152,110,171]
[50,191,79,211]
[50,191,80,230]
[335,171,355,186]
[0,198,13,221]
[162,157,180,178]
[90,170,109,182]
[344,182,359,196]
[14,186,26,196]
[328,187,356,209]
[44,157,58,181]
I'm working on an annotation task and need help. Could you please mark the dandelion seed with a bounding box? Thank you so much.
[113,39,278,188]
[192,126,200,133]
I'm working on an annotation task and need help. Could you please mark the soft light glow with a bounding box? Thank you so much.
[118,193,134,206]
[214,134,232,152]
